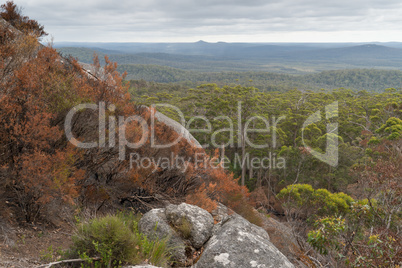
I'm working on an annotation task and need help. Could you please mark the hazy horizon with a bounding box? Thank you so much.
[52,41,401,44]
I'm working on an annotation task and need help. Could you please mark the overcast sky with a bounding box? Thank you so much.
[11,0,402,43]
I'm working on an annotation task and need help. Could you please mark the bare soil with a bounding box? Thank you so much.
[0,222,73,268]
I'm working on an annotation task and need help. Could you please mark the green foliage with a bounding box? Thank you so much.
[71,215,136,266]
[277,184,314,207]
[40,245,64,262]
[307,216,346,255]
[376,117,402,140]
[360,234,401,268]
[368,136,380,145]
[79,241,120,268]
[307,200,401,267]
[277,184,354,219]
[69,213,171,267]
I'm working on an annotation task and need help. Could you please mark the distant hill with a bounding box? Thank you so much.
[307,44,402,60]
[56,41,402,74]
[286,44,402,68]
[57,47,108,65]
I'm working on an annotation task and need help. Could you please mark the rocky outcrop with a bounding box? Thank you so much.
[165,203,214,249]
[138,203,215,266]
[138,208,187,264]
[139,203,294,268]
[194,214,293,268]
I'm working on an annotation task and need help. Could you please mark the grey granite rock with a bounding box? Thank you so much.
[193,214,294,268]
[165,203,214,249]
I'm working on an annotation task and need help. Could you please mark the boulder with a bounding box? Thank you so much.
[138,208,187,264]
[139,204,294,268]
[210,202,231,223]
[165,203,214,249]
[193,214,294,268]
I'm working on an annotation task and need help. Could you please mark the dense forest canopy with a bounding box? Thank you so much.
[131,82,401,191]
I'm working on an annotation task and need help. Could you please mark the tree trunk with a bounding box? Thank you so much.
[241,124,246,187]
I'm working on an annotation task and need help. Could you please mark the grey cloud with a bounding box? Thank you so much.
[12,0,402,42]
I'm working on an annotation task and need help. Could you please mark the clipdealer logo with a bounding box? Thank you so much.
[64,101,339,170]
[301,101,339,167]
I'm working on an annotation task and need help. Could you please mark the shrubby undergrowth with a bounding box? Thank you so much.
[67,212,171,267]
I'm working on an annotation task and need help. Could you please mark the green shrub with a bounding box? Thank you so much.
[70,215,136,267]
[277,184,315,207]
[307,200,401,267]
[307,216,346,255]
[69,213,171,268]
[277,184,354,220]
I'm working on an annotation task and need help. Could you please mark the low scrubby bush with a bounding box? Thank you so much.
[68,212,171,267]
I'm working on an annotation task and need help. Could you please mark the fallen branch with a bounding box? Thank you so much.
[37,257,101,268]
[307,254,326,267]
